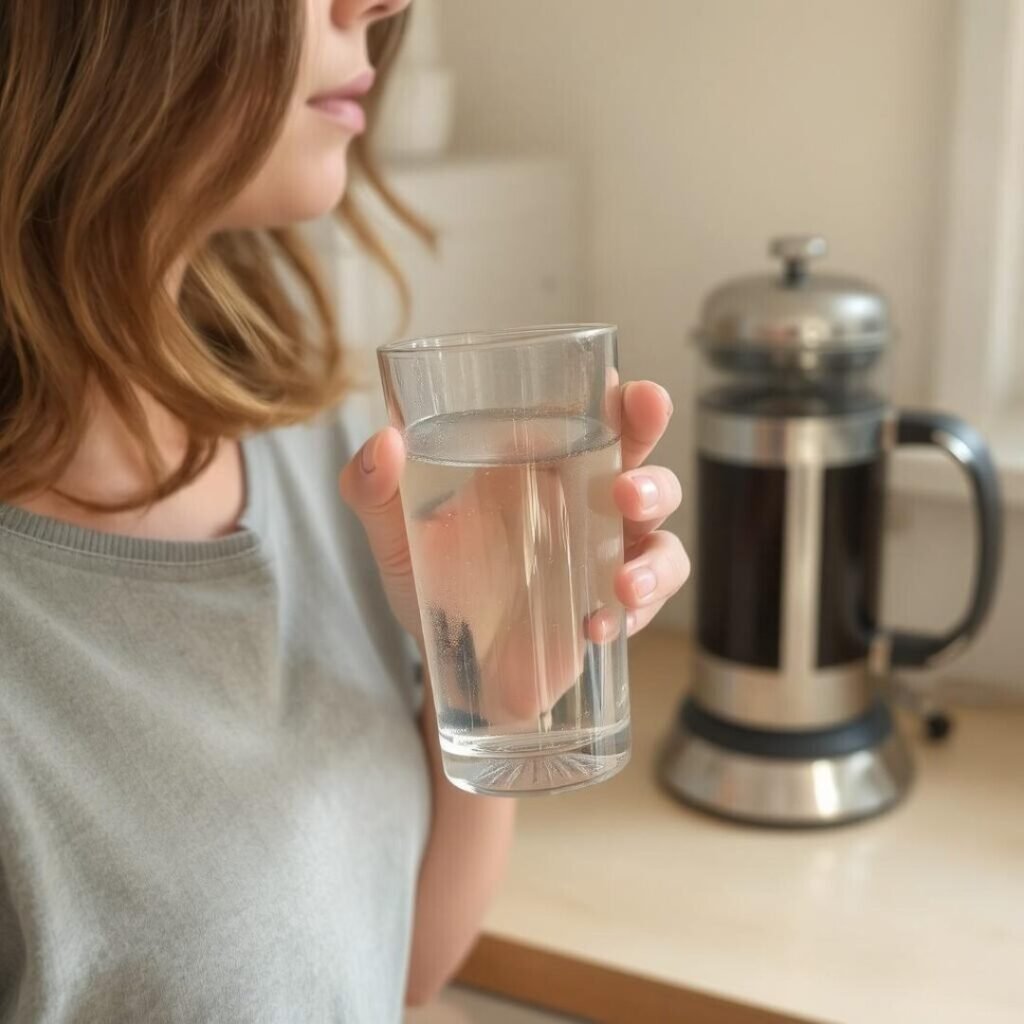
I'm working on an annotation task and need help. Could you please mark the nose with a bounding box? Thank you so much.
[331,0,411,30]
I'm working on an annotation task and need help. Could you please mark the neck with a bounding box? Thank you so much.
[14,388,246,541]
[11,258,246,541]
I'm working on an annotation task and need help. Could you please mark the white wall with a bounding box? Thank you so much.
[439,0,957,619]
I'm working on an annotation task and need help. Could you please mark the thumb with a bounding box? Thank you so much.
[339,427,411,579]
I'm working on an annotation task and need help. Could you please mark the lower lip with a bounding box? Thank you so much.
[308,97,366,134]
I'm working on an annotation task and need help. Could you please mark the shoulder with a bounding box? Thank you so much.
[243,395,423,713]
[243,392,381,524]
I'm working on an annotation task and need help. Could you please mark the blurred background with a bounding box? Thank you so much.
[312,2,1023,1020]
[327,0,1023,694]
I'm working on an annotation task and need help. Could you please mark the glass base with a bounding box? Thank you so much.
[441,720,631,796]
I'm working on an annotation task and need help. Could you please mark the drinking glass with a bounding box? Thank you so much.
[378,325,630,795]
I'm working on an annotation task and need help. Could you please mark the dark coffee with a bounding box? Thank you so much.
[697,453,884,671]
[697,456,785,668]
[817,460,884,666]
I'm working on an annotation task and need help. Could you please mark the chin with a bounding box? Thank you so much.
[279,156,351,224]
[215,147,351,231]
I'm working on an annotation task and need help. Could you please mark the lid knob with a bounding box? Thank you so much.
[769,235,828,285]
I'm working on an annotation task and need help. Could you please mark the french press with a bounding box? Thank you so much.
[660,236,1002,826]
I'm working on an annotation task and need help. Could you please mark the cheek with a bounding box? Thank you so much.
[218,109,352,230]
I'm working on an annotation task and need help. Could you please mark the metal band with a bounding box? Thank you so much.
[693,650,873,729]
[697,408,895,467]
[681,698,891,759]
[781,459,822,685]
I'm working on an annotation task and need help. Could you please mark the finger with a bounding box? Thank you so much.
[585,605,626,644]
[338,428,411,578]
[626,602,660,637]
[584,598,662,644]
[614,530,691,610]
[613,466,682,541]
[602,365,622,431]
[620,380,673,470]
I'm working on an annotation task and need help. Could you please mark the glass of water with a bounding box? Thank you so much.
[378,324,630,796]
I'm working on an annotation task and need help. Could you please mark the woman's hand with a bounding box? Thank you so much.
[339,380,689,654]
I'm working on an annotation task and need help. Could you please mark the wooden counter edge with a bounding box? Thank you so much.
[457,934,822,1024]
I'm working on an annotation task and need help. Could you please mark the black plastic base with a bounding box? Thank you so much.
[680,697,893,761]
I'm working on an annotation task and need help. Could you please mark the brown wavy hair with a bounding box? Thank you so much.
[0,1,427,510]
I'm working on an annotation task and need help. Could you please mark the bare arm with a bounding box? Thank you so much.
[404,668,517,1007]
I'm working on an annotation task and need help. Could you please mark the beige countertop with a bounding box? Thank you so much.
[458,630,1024,1024]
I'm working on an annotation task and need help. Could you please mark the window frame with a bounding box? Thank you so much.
[893,0,1024,504]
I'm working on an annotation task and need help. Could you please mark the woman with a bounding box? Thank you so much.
[0,1,689,1020]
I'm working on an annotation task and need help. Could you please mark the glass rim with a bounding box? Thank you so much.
[377,322,617,357]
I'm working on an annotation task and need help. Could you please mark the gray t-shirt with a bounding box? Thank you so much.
[0,401,431,1023]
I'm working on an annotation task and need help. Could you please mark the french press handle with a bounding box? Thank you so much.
[883,411,1003,668]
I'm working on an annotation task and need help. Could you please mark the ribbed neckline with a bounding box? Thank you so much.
[0,435,266,567]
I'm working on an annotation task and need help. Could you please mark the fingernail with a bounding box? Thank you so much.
[630,566,657,600]
[360,437,377,475]
[657,383,674,415]
[633,474,659,511]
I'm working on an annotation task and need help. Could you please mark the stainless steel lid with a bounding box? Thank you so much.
[694,236,893,362]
